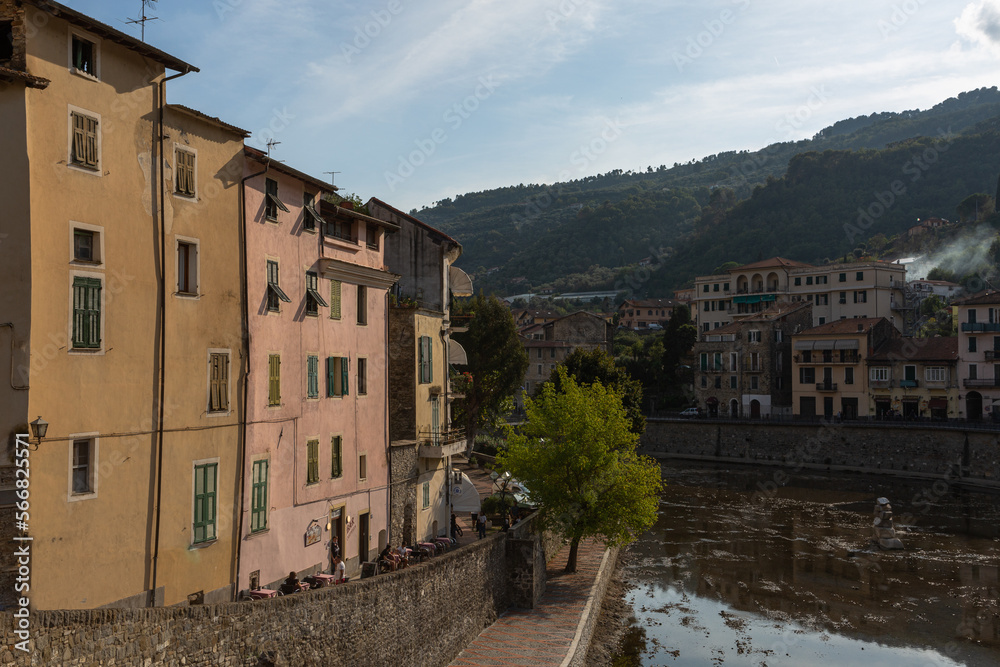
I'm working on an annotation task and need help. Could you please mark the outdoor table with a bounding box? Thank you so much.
[312,573,335,586]
[247,589,277,599]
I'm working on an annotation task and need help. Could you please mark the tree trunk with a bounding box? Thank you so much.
[564,535,581,573]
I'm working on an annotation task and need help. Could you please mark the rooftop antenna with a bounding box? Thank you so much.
[323,171,341,188]
[266,140,281,158]
[125,0,159,42]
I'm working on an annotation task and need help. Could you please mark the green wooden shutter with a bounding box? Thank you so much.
[326,356,335,397]
[331,436,342,478]
[307,440,319,484]
[307,355,319,398]
[341,357,349,396]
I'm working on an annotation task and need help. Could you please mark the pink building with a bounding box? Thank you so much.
[954,290,1000,421]
[239,147,399,592]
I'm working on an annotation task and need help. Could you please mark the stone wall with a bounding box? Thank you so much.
[642,419,1000,484]
[0,515,561,666]
[389,441,419,547]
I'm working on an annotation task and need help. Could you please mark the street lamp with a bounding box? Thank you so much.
[29,415,48,445]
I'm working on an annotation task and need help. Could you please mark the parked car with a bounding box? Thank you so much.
[680,407,700,418]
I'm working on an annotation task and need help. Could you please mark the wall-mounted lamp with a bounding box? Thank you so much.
[29,416,48,446]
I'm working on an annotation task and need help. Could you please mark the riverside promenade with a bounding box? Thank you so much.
[449,537,610,667]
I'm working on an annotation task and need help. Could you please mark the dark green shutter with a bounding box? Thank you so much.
[341,357,349,396]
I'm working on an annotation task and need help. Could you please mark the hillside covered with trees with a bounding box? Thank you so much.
[416,87,1000,296]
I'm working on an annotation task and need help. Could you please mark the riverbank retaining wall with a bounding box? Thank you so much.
[641,419,1000,485]
[0,515,560,667]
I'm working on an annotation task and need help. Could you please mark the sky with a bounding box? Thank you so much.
[69,0,1000,212]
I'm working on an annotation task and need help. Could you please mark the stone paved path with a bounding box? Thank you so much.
[449,537,607,667]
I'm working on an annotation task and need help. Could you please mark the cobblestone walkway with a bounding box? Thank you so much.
[449,538,607,667]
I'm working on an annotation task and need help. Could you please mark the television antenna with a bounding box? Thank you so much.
[324,171,341,188]
[125,1,160,42]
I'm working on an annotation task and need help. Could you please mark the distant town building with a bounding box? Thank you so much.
[952,290,1000,421]
[866,337,958,420]
[518,312,614,405]
[907,217,951,237]
[691,257,907,333]
[617,298,676,330]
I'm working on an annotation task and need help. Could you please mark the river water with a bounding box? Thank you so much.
[614,461,1000,666]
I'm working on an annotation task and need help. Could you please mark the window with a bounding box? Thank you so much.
[419,336,433,383]
[357,285,368,325]
[700,353,708,371]
[268,354,281,406]
[748,330,761,343]
[265,178,289,220]
[331,436,343,478]
[839,273,846,283]
[71,438,95,496]
[729,376,737,389]
[307,355,319,399]
[73,228,98,263]
[357,358,367,395]
[704,302,710,312]
[839,291,847,304]
[870,367,889,382]
[326,356,350,397]
[856,271,864,281]
[359,454,367,481]
[801,350,812,363]
[366,223,380,250]
[817,294,828,306]
[209,352,229,413]
[714,376,721,389]
[538,363,543,375]
[422,482,430,509]
[776,377,783,389]
[266,260,291,312]
[193,462,218,544]
[749,352,760,371]
[70,110,99,170]
[969,363,978,380]
[550,348,556,359]
[968,309,977,324]
[799,367,815,384]
[329,280,342,319]
[703,284,709,292]
[800,396,816,417]
[774,330,784,342]
[537,349,542,359]
[926,367,947,382]
[969,337,977,353]
[175,148,195,197]
[854,290,867,303]
[305,271,327,316]
[70,33,97,77]
[845,367,854,385]
[177,240,198,295]
[306,440,319,485]
[250,459,268,533]
[817,276,827,285]
[806,277,813,285]
[818,317,826,324]
[730,352,738,370]
[750,376,759,390]
[794,277,801,286]
[713,284,719,292]
[303,193,323,231]
[0,21,13,61]
[776,351,783,372]
[72,276,101,349]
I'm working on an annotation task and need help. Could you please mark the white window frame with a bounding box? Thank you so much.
[925,366,947,383]
[175,235,200,298]
[748,330,761,343]
[67,432,99,502]
[67,104,102,176]
[67,27,101,80]
[68,269,105,355]
[173,144,198,199]
[421,481,430,510]
[69,221,105,268]
[870,367,890,382]
[206,348,232,417]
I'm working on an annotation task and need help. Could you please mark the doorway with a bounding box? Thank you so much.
[750,400,761,419]
[329,507,344,571]
[358,512,370,563]
[966,391,983,421]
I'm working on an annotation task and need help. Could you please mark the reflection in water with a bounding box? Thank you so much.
[617,462,1000,666]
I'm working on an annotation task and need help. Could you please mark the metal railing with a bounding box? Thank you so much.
[961,322,1000,332]
[417,426,466,446]
[649,414,1000,431]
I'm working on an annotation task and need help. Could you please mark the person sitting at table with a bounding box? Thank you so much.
[332,555,347,583]
[280,571,301,595]
[379,544,395,572]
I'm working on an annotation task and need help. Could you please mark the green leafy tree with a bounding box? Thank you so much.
[926,267,958,283]
[661,306,698,391]
[452,293,529,451]
[543,347,645,434]
[498,369,662,572]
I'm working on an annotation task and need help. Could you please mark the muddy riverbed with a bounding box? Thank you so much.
[608,462,1000,666]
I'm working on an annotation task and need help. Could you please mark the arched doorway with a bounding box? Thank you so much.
[966,392,983,421]
[750,399,761,419]
[729,399,739,418]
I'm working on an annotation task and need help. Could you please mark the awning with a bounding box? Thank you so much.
[705,396,719,404]
[794,341,814,350]
[450,266,474,297]
[732,294,777,304]
[834,340,859,349]
[813,340,835,350]
[928,398,947,409]
[449,340,468,365]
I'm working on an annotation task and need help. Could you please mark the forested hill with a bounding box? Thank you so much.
[415,87,1000,296]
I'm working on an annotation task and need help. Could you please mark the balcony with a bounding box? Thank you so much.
[961,322,1000,332]
[794,354,860,365]
[869,379,891,388]
[898,379,919,388]
[815,382,838,392]
[985,350,1000,360]
[417,426,467,458]
[701,363,726,373]
[964,378,1000,388]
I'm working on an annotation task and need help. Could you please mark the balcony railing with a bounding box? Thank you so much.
[898,379,919,388]
[964,378,1000,388]
[869,379,892,388]
[961,322,1000,332]
[794,354,860,365]
[417,426,467,458]
[815,382,838,391]
[984,350,1000,360]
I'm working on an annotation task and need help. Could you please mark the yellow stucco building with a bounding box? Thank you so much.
[0,1,245,608]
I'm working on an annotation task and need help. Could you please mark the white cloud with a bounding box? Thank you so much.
[956,0,1000,55]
